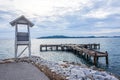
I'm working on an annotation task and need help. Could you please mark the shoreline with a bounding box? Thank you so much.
[0,56,119,80]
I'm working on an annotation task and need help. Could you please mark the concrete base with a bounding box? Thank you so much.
[0,62,49,80]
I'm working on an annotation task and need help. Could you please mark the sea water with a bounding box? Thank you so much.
[0,38,120,76]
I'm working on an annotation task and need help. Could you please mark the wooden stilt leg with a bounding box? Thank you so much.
[28,44,31,57]
[106,56,108,64]
[97,57,99,62]
[45,46,47,51]
[94,53,97,66]
[40,46,42,51]
[15,44,18,58]
[87,55,89,60]
[56,46,58,51]
[51,47,53,51]
[105,51,109,64]
[94,57,97,66]
[99,44,100,49]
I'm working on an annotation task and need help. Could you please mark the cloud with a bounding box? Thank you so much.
[12,0,94,17]
[83,0,120,19]
[0,0,120,38]
[84,9,110,19]
[84,7,120,19]
[88,29,120,36]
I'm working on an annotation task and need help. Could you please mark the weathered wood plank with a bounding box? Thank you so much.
[39,44,108,65]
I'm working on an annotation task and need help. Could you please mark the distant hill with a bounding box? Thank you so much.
[39,35,69,38]
[37,35,120,39]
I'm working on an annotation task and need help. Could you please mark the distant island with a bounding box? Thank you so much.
[37,35,120,39]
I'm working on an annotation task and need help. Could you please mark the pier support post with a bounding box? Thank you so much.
[95,45,97,49]
[61,47,64,51]
[86,54,89,60]
[105,51,109,65]
[97,57,99,62]
[98,44,100,49]
[94,53,97,66]
[51,47,53,51]
[90,44,92,49]
[40,46,42,51]
[56,46,58,51]
[45,46,47,51]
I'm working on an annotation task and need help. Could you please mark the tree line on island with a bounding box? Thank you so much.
[37,35,120,39]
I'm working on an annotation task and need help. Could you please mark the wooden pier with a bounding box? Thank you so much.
[40,44,108,66]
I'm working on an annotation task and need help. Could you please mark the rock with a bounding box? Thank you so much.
[71,68,86,78]
[58,61,65,65]
[90,66,97,70]
[93,74,105,80]
[0,60,5,64]
[100,72,108,76]
[3,59,15,63]
[9,56,118,80]
[110,76,119,80]
[80,64,87,68]
[60,64,69,68]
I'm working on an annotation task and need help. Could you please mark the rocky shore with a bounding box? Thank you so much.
[0,56,119,80]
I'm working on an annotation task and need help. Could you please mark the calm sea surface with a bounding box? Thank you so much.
[0,38,120,76]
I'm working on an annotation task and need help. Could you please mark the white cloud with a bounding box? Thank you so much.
[0,13,13,21]
[83,29,120,35]
[83,0,120,19]
[37,18,70,30]
[0,0,120,37]
[8,0,94,17]
[0,0,15,13]
[0,0,119,19]
[94,22,107,27]
[0,0,95,23]
[84,8,110,19]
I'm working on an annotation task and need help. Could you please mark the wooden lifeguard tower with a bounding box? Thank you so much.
[10,15,34,58]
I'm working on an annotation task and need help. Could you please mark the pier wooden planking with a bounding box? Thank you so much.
[40,44,108,66]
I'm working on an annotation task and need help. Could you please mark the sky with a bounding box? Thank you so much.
[0,0,120,38]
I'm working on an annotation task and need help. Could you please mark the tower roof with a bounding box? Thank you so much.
[10,15,34,27]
